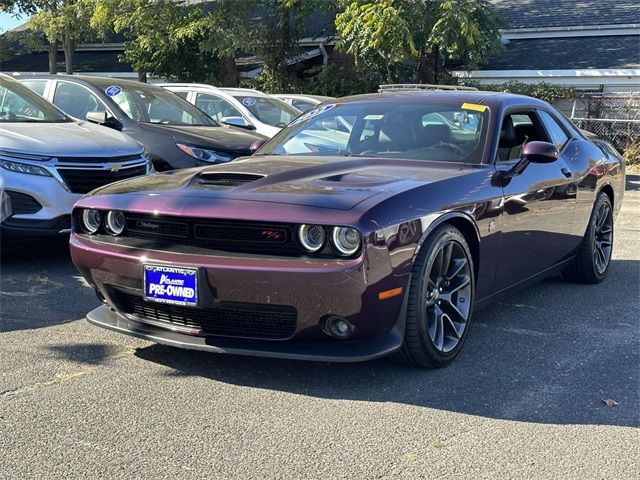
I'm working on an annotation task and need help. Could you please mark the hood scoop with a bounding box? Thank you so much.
[198,172,265,187]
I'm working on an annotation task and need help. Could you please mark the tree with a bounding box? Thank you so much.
[91,0,217,82]
[1,0,62,73]
[335,0,503,83]
[27,0,95,74]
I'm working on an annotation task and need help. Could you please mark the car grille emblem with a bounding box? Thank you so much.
[136,220,159,230]
[261,230,283,240]
[109,162,122,173]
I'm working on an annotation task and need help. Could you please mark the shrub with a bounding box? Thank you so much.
[623,142,640,166]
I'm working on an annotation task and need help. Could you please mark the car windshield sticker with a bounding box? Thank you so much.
[242,97,256,107]
[363,114,384,120]
[105,85,123,97]
[289,103,336,126]
[461,102,487,112]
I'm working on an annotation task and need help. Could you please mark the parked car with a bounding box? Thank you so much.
[273,94,335,112]
[17,75,266,171]
[70,91,625,368]
[160,84,301,138]
[0,74,149,242]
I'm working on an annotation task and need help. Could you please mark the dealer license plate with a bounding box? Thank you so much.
[143,264,198,306]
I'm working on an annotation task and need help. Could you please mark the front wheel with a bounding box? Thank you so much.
[563,192,613,284]
[395,225,475,368]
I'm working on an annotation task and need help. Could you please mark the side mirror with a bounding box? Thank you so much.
[86,111,122,131]
[522,141,559,164]
[221,116,256,131]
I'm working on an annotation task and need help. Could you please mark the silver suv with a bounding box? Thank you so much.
[0,74,150,242]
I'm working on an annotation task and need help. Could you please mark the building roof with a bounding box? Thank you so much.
[490,0,640,29]
[485,35,640,70]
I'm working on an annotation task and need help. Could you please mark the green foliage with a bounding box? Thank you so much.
[91,0,217,82]
[469,80,576,103]
[624,142,640,166]
[336,0,503,83]
[304,62,378,97]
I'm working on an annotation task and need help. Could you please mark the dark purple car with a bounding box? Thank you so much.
[70,92,625,367]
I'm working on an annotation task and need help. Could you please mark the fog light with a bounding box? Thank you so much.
[326,316,353,340]
[81,209,102,234]
[105,210,126,235]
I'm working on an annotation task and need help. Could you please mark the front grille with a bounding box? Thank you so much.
[6,191,42,214]
[57,165,147,194]
[56,154,143,164]
[123,213,297,254]
[113,290,297,340]
[199,172,264,187]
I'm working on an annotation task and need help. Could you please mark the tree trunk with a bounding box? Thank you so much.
[48,40,58,74]
[137,72,147,83]
[219,54,238,87]
[63,37,75,74]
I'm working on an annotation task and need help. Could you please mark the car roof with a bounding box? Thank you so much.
[11,74,164,90]
[333,91,550,110]
[274,94,335,101]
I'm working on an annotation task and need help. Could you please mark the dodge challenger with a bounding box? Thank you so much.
[70,92,625,367]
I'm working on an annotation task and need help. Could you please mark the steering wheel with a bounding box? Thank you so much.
[437,142,465,155]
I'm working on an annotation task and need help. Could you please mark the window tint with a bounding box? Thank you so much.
[231,95,300,127]
[259,102,490,163]
[538,110,569,149]
[291,99,315,112]
[0,77,68,123]
[174,91,188,99]
[21,80,47,96]
[53,81,106,120]
[195,93,243,122]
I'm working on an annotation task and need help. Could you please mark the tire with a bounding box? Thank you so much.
[563,192,613,284]
[394,224,475,368]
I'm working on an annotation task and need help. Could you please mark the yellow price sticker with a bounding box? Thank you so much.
[461,103,488,112]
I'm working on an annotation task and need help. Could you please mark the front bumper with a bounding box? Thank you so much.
[87,305,404,362]
[71,232,409,359]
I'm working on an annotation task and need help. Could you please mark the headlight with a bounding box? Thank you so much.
[176,143,232,163]
[331,226,361,256]
[105,210,126,235]
[0,159,51,176]
[81,209,102,234]
[298,224,325,252]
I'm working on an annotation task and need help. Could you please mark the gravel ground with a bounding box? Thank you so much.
[1,176,638,479]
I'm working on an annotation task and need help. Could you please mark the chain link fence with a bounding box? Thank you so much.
[553,93,640,153]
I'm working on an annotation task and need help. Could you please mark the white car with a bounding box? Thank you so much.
[272,94,335,112]
[0,74,150,242]
[159,84,301,138]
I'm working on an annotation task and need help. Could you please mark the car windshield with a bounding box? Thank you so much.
[231,95,301,128]
[257,101,490,163]
[99,82,216,126]
[0,77,69,123]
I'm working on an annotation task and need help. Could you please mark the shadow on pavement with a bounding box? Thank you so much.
[625,174,639,191]
[128,259,639,428]
[0,237,96,332]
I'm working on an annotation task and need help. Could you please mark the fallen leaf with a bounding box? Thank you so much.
[601,398,619,407]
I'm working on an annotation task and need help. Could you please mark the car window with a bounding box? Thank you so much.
[0,77,69,123]
[21,80,47,96]
[53,81,106,120]
[538,110,570,150]
[291,99,316,112]
[174,91,188,99]
[231,95,300,127]
[496,112,549,163]
[195,93,243,122]
[258,102,490,164]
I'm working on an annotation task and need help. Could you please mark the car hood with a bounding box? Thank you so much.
[0,121,142,157]
[138,123,266,153]
[90,155,469,211]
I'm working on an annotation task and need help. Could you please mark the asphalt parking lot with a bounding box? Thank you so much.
[1,177,638,479]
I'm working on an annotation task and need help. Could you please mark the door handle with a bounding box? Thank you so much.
[561,167,572,178]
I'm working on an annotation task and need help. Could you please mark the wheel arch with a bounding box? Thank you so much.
[414,212,480,281]
[599,183,614,208]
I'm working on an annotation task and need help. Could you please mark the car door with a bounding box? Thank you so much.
[51,80,109,121]
[493,109,578,291]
